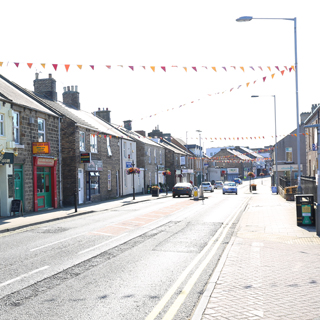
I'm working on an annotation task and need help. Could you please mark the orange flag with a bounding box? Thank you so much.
[291,65,295,71]
[212,67,217,72]
[183,67,187,72]
[0,62,2,67]
[271,74,275,79]
[41,63,46,69]
[240,67,244,72]
[27,63,33,69]
[151,66,155,72]
[65,64,70,72]
[77,65,82,69]
[246,82,250,87]
[267,66,271,71]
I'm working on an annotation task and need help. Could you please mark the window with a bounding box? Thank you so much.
[108,170,111,190]
[285,147,293,162]
[107,136,112,156]
[154,149,157,164]
[0,114,4,136]
[38,118,45,142]
[160,150,162,164]
[155,172,157,185]
[124,141,127,158]
[149,172,151,186]
[79,131,85,151]
[148,148,151,163]
[90,134,97,153]
[12,112,20,143]
[89,172,100,195]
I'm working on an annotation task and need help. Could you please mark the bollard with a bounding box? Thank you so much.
[74,192,78,212]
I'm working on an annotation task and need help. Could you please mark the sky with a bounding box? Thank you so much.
[1,0,320,152]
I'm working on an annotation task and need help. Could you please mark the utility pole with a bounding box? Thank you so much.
[132,160,135,200]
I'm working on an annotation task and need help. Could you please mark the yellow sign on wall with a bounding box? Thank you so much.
[32,142,51,154]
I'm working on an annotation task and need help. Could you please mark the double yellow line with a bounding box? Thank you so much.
[146,199,248,320]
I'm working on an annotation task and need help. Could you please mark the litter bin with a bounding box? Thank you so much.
[271,186,277,194]
[295,194,315,226]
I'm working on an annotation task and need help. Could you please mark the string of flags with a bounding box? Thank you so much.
[0,61,294,73]
[139,69,294,121]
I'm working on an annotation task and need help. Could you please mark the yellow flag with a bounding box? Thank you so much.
[268,66,271,71]
[240,67,244,72]
[183,67,187,72]
[41,63,46,69]
[0,62,3,67]
[77,65,82,69]
[151,66,155,72]
[212,67,217,72]
[291,65,295,71]
[271,74,275,79]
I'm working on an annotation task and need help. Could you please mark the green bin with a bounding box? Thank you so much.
[295,194,315,226]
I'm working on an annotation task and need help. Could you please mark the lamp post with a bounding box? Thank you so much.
[196,130,203,186]
[252,95,278,194]
[132,160,135,200]
[237,16,302,193]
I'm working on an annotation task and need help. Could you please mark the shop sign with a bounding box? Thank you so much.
[157,165,165,171]
[175,169,181,174]
[37,157,55,166]
[32,142,51,154]
[80,153,91,163]
[126,161,133,168]
[227,168,239,174]
[86,160,103,171]
[0,152,14,165]
[182,169,194,173]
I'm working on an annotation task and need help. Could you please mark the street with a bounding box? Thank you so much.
[0,183,248,320]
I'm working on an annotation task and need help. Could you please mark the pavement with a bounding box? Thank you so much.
[0,192,172,234]
[2,182,320,319]
[192,179,320,320]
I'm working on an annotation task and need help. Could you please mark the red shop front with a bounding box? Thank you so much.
[33,157,58,211]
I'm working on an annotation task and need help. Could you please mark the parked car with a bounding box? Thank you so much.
[234,178,242,185]
[223,181,238,195]
[172,183,194,198]
[201,181,214,192]
[214,181,224,189]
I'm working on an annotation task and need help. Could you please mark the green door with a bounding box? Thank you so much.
[37,167,52,209]
[14,170,23,200]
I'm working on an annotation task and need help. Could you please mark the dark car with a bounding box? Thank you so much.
[172,183,194,198]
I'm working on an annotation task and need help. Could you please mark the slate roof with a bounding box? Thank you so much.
[225,149,252,161]
[0,74,58,117]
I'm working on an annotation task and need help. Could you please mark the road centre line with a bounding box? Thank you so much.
[0,266,49,288]
[162,200,248,320]
[30,232,88,252]
[78,233,127,254]
[145,198,249,320]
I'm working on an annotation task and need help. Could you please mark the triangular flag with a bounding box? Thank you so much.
[129,66,134,71]
[291,65,295,71]
[222,67,227,71]
[231,66,236,69]
[253,80,257,84]
[271,73,275,79]
[281,70,285,75]
[77,65,82,69]
[238,85,242,89]
[52,64,58,71]
[161,66,166,72]
[27,63,33,69]
[246,82,250,87]
[259,66,263,71]
[275,66,280,72]
[172,65,178,67]
[202,66,208,69]
[14,63,19,68]
[263,77,266,82]
[267,66,271,71]
[289,67,292,72]
[151,66,155,72]
[212,67,217,72]
[183,67,187,72]
[142,66,146,69]
[0,62,2,67]
[230,88,234,92]
[118,65,123,68]
[240,67,244,72]
[250,66,255,71]
[192,67,197,72]
[284,66,288,70]
[106,65,111,69]
[65,64,70,72]
[41,63,46,69]
[90,65,94,70]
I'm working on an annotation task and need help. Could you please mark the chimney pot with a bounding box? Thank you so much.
[98,108,101,111]
[63,87,66,92]
[71,85,74,91]
[67,86,70,91]
[35,73,39,79]
[75,85,78,92]
[49,74,52,78]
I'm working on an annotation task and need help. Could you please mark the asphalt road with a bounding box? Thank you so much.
[0,183,249,320]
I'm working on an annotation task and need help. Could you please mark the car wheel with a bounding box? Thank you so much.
[235,192,238,195]
[223,192,225,194]
[173,195,175,198]
[178,195,180,198]
[189,194,191,197]
[210,190,213,192]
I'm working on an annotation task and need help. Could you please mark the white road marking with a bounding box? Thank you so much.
[0,266,49,288]
[30,232,87,251]
[78,233,127,254]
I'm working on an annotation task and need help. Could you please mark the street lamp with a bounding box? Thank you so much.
[252,95,278,194]
[196,130,203,186]
[237,16,302,193]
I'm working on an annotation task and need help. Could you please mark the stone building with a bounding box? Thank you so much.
[0,74,61,215]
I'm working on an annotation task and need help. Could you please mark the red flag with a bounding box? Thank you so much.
[192,67,197,72]
[14,62,19,68]
[106,65,111,69]
[129,66,134,71]
[27,63,33,69]
[65,64,70,72]
[161,66,166,72]
[281,70,285,75]
[90,65,94,70]
[259,66,263,71]
[263,77,266,82]
[52,64,58,71]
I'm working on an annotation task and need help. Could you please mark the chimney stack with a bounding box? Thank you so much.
[123,120,132,131]
[33,73,57,101]
[95,108,111,123]
[63,85,80,110]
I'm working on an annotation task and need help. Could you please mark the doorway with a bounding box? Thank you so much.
[78,168,84,204]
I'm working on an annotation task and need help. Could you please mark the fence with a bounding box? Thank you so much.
[301,176,317,203]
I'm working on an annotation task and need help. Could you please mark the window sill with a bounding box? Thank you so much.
[15,144,25,149]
